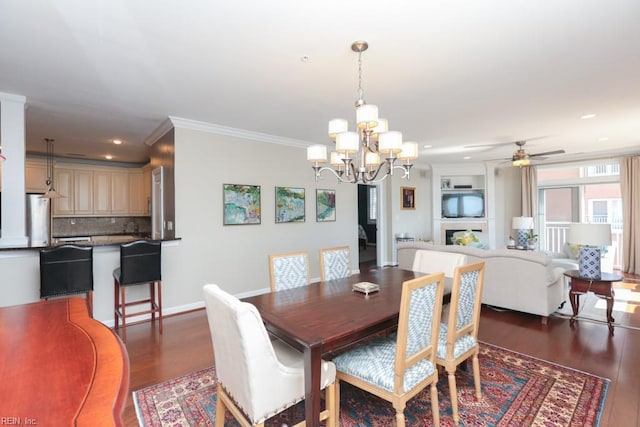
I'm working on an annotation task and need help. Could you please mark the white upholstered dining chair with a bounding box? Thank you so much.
[435,261,485,426]
[319,246,351,281]
[412,249,468,278]
[332,273,445,427]
[202,284,337,427]
[268,251,310,292]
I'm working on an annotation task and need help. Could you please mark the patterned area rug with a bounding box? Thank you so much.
[134,342,608,426]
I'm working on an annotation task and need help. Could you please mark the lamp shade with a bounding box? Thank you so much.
[378,131,402,154]
[356,104,378,129]
[398,142,418,161]
[328,119,348,138]
[335,131,359,154]
[512,216,533,230]
[568,223,612,246]
[307,145,327,162]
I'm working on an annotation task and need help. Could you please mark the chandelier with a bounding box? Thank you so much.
[307,41,418,184]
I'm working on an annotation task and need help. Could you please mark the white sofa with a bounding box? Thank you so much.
[397,242,566,323]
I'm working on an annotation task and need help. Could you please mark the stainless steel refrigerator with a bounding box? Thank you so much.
[26,193,51,247]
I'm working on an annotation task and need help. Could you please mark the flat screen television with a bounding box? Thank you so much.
[441,190,485,218]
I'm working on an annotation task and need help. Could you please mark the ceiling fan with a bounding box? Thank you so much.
[509,140,565,167]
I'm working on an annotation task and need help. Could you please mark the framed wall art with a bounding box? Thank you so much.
[401,186,416,210]
[223,184,261,225]
[275,186,305,223]
[316,189,336,222]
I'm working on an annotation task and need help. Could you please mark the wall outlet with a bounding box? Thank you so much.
[111,218,116,224]
[70,219,76,225]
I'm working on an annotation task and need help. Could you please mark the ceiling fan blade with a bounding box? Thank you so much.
[530,149,565,157]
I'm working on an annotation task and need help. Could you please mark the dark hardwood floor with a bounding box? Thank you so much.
[120,268,640,427]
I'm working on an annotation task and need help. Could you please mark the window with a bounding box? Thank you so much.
[537,160,622,268]
[367,186,377,224]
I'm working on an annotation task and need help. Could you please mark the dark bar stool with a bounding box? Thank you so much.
[113,240,162,335]
[40,245,94,316]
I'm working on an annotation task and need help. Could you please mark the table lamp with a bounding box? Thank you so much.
[568,223,612,279]
[512,216,534,247]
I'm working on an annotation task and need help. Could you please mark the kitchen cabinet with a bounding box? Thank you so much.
[142,166,151,215]
[111,171,129,214]
[94,170,130,215]
[128,171,145,215]
[51,163,148,217]
[74,170,94,215]
[93,171,112,215]
[53,168,75,215]
[26,162,48,193]
[53,168,94,216]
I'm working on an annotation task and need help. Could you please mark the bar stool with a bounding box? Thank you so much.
[113,240,162,335]
[40,244,94,316]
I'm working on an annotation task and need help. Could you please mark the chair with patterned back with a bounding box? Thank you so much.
[319,246,351,281]
[435,261,485,425]
[40,244,94,316]
[268,251,310,292]
[412,249,468,278]
[203,284,337,427]
[332,272,445,427]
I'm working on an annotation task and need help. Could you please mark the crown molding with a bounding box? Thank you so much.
[144,118,174,147]
[167,116,313,149]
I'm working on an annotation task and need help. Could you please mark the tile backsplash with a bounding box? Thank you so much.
[53,216,151,237]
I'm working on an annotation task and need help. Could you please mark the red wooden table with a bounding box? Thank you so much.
[243,267,438,426]
[0,298,130,426]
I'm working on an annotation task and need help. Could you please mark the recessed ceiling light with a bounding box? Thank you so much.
[105,155,113,160]
[423,144,432,149]
[598,137,609,142]
[580,114,596,120]
[113,139,122,145]
[463,156,471,160]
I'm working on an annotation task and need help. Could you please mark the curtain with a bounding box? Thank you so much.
[521,166,538,228]
[620,156,640,274]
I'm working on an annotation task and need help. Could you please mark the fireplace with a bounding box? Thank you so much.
[440,222,487,245]
[445,229,483,245]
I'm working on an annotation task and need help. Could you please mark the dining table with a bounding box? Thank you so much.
[243,266,449,427]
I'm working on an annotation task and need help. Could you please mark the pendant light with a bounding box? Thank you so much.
[41,138,64,199]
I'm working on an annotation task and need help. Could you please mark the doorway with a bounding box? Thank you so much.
[357,184,377,267]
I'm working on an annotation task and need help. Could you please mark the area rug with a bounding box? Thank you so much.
[554,280,640,329]
[134,342,608,426]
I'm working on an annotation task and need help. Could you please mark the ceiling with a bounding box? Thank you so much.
[1,0,639,167]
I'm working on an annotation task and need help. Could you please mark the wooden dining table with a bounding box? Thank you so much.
[243,266,446,427]
[0,298,130,426]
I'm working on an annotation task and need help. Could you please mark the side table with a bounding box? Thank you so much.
[563,269,623,334]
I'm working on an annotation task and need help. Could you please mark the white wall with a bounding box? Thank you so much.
[170,127,359,301]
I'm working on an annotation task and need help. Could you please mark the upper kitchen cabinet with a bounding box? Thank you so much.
[26,160,48,193]
[52,163,148,217]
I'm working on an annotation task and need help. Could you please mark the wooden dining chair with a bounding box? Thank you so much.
[202,284,337,427]
[332,272,445,427]
[412,249,468,278]
[319,246,351,281]
[435,261,485,425]
[268,251,310,292]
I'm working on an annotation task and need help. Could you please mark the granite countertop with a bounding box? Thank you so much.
[0,236,181,252]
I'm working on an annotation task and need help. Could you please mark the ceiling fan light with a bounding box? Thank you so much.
[513,158,531,167]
